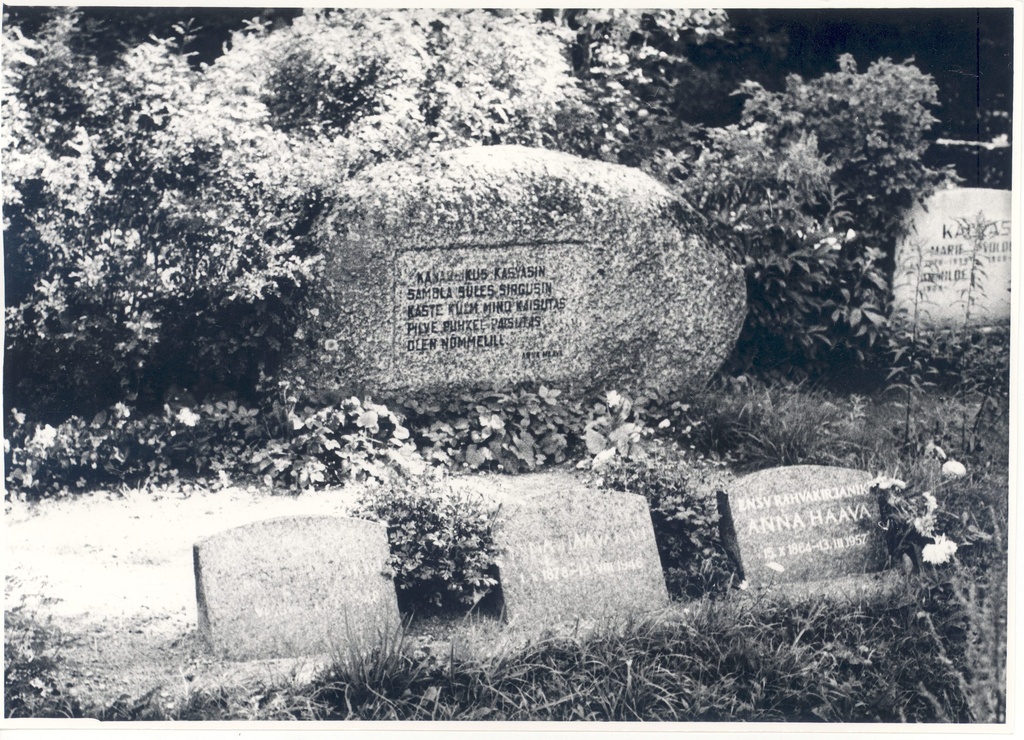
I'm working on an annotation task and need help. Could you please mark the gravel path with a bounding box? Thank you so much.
[5,485,369,709]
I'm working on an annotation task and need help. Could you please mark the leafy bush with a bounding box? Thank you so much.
[597,441,735,598]
[4,606,81,718]
[4,396,422,500]
[2,9,586,419]
[559,9,730,167]
[353,476,501,614]
[396,384,587,474]
[671,54,952,382]
[3,10,325,417]
[735,54,954,251]
[4,401,255,499]
[251,397,422,490]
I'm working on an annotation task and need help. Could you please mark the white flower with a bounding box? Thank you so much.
[922,535,958,565]
[324,339,339,352]
[871,475,906,490]
[766,562,785,573]
[113,402,131,419]
[924,441,947,461]
[176,407,200,427]
[921,490,938,514]
[942,460,967,478]
[605,390,623,409]
[31,424,57,449]
[844,228,857,242]
[658,419,671,429]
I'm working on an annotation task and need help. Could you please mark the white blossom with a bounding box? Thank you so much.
[922,536,958,565]
[942,460,967,478]
[921,490,938,514]
[176,407,200,427]
[31,424,57,449]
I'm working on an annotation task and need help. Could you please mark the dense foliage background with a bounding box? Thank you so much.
[2,7,1013,486]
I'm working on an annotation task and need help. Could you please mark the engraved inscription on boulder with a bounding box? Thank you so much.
[193,516,400,661]
[726,466,888,590]
[893,188,1012,329]
[291,145,746,400]
[394,243,589,380]
[483,473,669,626]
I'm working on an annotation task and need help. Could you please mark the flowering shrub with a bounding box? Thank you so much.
[353,476,500,613]
[872,476,958,569]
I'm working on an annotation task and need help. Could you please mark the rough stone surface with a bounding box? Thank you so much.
[290,145,746,400]
[451,472,669,626]
[893,187,1012,329]
[194,516,399,660]
[725,466,888,591]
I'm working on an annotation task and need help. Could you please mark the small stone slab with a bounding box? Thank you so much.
[725,466,887,591]
[485,474,669,626]
[893,187,1012,329]
[288,145,746,401]
[194,516,399,660]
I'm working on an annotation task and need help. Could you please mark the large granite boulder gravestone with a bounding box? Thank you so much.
[290,145,746,400]
[193,516,400,660]
[723,466,888,594]
[893,188,1012,329]
[452,473,668,626]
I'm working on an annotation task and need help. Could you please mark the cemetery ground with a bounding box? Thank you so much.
[4,382,1008,723]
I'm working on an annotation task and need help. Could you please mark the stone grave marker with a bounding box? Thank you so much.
[474,473,669,626]
[194,516,399,661]
[893,187,1012,329]
[288,145,746,401]
[724,466,888,592]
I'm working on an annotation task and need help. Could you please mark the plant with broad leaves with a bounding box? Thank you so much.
[353,475,501,613]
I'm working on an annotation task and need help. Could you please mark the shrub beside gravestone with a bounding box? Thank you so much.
[723,465,889,594]
[286,145,746,401]
[193,516,400,660]
[893,188,1012,330]
[451,472,669,627]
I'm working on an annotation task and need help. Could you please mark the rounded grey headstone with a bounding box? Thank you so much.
[288,145,746,400]
[193,516,400,660]
[453,472,669,627]
[726,465,888,591]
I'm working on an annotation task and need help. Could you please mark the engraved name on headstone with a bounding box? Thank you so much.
[893,188,1012,329]
[727,466,888,590]
[489,475,669,625]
